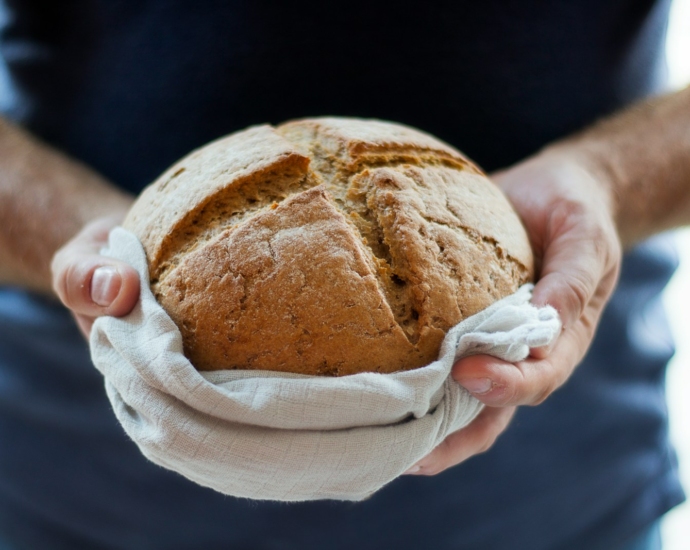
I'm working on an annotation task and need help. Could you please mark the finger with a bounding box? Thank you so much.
[404,406,516,476]
[532,204,620,330]
[453,264,617,407]
[526,247,618,370]
[528,341,555,360]
[452,310,596,406]
[53,251,139,318]
[51,225,139,319]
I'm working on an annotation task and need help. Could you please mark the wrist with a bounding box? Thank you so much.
[538,88,690,246]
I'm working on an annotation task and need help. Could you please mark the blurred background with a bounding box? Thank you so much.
[661,0,690,547]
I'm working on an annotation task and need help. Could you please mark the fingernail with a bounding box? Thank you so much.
[91,266,121,306]
[403,465,421,475]
[459,378,493,395]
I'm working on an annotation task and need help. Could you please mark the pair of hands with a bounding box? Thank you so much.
[51,149,622,477]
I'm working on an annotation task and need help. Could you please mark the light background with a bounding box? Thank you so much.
[661,0,690,547]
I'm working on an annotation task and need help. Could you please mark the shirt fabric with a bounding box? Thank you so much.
[0,1,684,548]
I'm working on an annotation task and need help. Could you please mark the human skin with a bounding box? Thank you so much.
[0,118,139,334]
[410,85,690,474]
[2,87,689,475]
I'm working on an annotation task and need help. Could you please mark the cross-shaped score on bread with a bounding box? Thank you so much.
[123,118,533,376]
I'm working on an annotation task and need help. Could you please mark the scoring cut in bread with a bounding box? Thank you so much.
[123,118,534,376]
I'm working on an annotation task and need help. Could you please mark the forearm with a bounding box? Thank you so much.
[544,85,690,247]
[0,118,133,294]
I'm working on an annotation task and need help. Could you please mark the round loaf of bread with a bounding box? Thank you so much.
[123,118,534,376]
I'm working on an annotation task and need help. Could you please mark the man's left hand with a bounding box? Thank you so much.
[407,148,622,475]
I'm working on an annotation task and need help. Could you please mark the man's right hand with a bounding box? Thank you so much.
[51,215,140,338]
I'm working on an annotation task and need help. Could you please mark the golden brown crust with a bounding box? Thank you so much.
[123,117,534,375]
[123,125,313,283]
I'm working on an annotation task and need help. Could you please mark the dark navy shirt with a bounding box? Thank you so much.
[0,1,684,548]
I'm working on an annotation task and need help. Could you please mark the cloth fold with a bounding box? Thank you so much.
[90,227,561,501]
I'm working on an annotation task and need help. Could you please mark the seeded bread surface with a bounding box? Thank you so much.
[123,118,534,376]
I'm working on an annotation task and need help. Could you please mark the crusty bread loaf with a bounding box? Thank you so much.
[123,118,533,376]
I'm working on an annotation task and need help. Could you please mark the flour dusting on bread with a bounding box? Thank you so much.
[123,118,533,375]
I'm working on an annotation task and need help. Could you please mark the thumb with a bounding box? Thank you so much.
[51,220,140,319]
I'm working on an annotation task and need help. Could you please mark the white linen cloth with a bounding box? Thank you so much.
[90,228,561,502]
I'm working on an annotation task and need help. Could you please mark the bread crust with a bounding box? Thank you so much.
[123,118,533,375]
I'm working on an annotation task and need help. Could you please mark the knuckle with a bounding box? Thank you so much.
[551,198,587,228]
[531,386,552,405]
[477,438,494,454]
[539,273,593,328]
[530,364,561,405]
[487,372,523,407]
[590,224,621,273]
[566,272,593,314]
[496,384,519,407]
[509,373,526,403]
